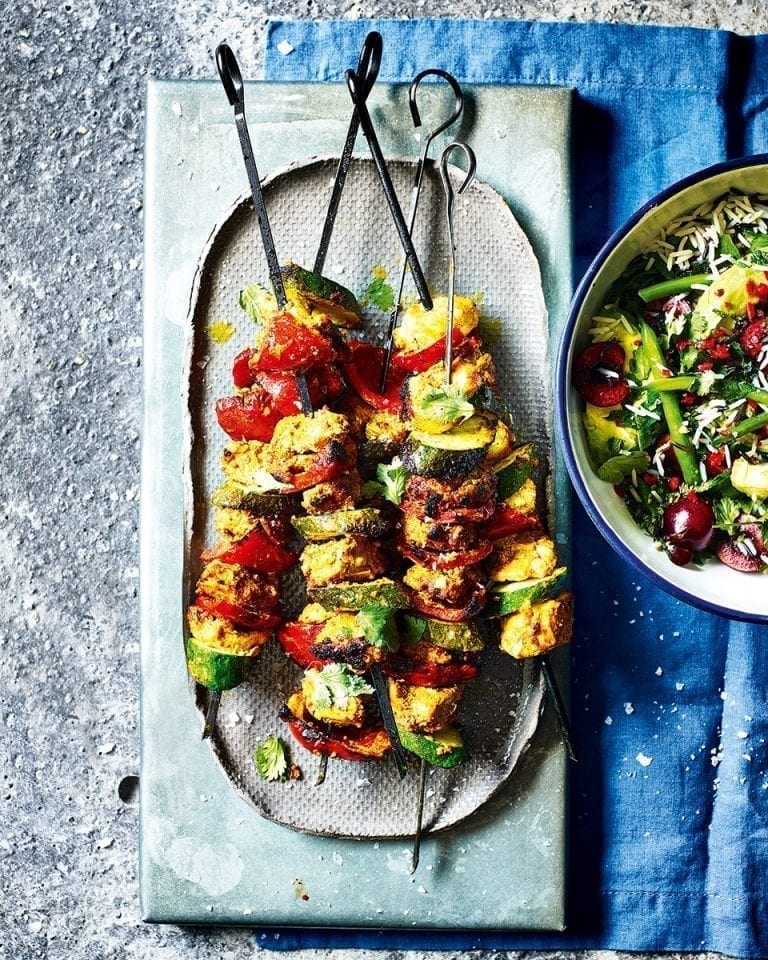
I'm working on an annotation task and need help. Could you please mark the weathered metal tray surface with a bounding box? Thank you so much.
[186,157,546,838]
[142,80,572,928]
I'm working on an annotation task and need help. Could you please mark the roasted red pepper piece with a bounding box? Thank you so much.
[407,585,487,623]
[215,391,283,442]
[399,539,493,571]
[380,659,479,687]
[250,313,334,373]
[572,340,630,407]
[343,340,406,410]
[201,529,296,574]
[279,460,345,493]
[276,622,324,669]
[232,348,257,387]
[392,329,473,373]
[195,597,281,631]
[286,717,391,760]
[485,503,541,541]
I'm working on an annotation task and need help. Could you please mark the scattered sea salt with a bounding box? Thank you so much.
[636,753,653,768]
[675,683,685,692]
[655,666,663,676]
[624,702,635,715]
[277,40,295,56]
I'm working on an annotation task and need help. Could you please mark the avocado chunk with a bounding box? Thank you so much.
[582,403,638,468]
[396,725,470,768]
[731,457,768,499]
[691,263,768,338]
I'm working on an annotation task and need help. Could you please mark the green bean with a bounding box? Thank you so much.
[639,322,699,484]
[637,273,711,304]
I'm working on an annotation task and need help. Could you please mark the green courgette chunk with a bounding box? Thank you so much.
[397,726,470,768]
[185,634,252,691]
[489,567,568,617]
[308,578,410,611]
[291,508,388,541]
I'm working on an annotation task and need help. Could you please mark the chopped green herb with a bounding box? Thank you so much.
[306,663,373,710]
[363,459,408,505]
[356,605,398,652]
[239,282,269,323]
[402,614,426,647]
[365,276,395,313]
[420,384,475,425]
[253,735,289,782]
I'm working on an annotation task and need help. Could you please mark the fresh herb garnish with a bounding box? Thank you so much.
[420,384,475,425]
[253,735,289,782]
[363,459,408,505]
[239,282,268,323]
[401,614,426,647]
[356,605,398,652]
[306,663,374,709]
[365,276,395,313]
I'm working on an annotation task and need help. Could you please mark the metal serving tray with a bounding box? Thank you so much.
[141,79,572,929]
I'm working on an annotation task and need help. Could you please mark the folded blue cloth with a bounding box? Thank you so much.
[262,19,768,958]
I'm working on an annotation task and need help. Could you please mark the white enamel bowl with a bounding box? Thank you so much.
[556,156,768,624]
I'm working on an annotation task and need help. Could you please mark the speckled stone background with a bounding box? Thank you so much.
[2,1,767,959]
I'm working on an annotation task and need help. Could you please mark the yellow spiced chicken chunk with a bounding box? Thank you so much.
[488,532,557,583]
[300,536,386,588]
[499,594,574,659]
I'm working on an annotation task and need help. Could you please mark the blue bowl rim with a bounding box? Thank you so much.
[555,153,768,625]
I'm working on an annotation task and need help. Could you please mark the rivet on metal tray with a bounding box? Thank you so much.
[380,70,465,393]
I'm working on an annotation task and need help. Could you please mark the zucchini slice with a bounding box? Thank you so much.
[488,567,568,617]
[292,507,389,541]
[282,263,362,329]
[185,634,253,691]
[400,438,487,481]
[416,616,485,652]
[211,479,298,516]
[396,726,470,768]
[411,412,496,451]
[308,578,410,611]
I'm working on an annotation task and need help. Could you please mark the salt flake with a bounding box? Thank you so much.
[277,40,295,56]
[636,753,653,767]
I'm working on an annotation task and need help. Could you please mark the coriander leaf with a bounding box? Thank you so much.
[239,282,270,323]
[713,495,747,536]
[356,605,398,653]
[306,663,374,710]
[402,614,426,647]
[253,735,288,782]
[376,459,408,505]
[420,384,475,425]
[718,233,740,260]
[365,276,395,313]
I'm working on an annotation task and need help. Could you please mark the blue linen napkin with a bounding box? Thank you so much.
[261,19,768,958]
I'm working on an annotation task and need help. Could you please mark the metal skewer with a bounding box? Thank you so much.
[202,690,222,741]
[215,43,313,417]
[408,141,477,869]
[439,142,477,385]
[380,71,464,393]
[346,68,433,312]
[314,31,383,276]
[541,655,578,763]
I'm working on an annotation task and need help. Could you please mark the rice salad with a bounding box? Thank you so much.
[573,192,768,572]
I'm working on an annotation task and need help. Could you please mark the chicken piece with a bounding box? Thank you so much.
[301,472,362,514]
[264,409,355,482]
[499,593,573,659]
[220,440,270,484]
[365,408,409,447]
[393,295,480,352]
[310,611,384,670]
[196,559,279,610]
[300,536,386,588]
[402,514,480,552]
[504,477,538,515]
[387,679,463,733]
[488,532,557,583]
[404,351,498,426]
[213,505,293,545]
[301,671,368,728]
[405,469,497,515]
[403,562,482,606]
[186,606,271,655]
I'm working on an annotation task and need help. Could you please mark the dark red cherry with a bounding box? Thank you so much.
[662,491,715,554]
[667,543,693,567]
[573,341,630,407]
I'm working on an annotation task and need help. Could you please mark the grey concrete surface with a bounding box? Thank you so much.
[2,1,767,958]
